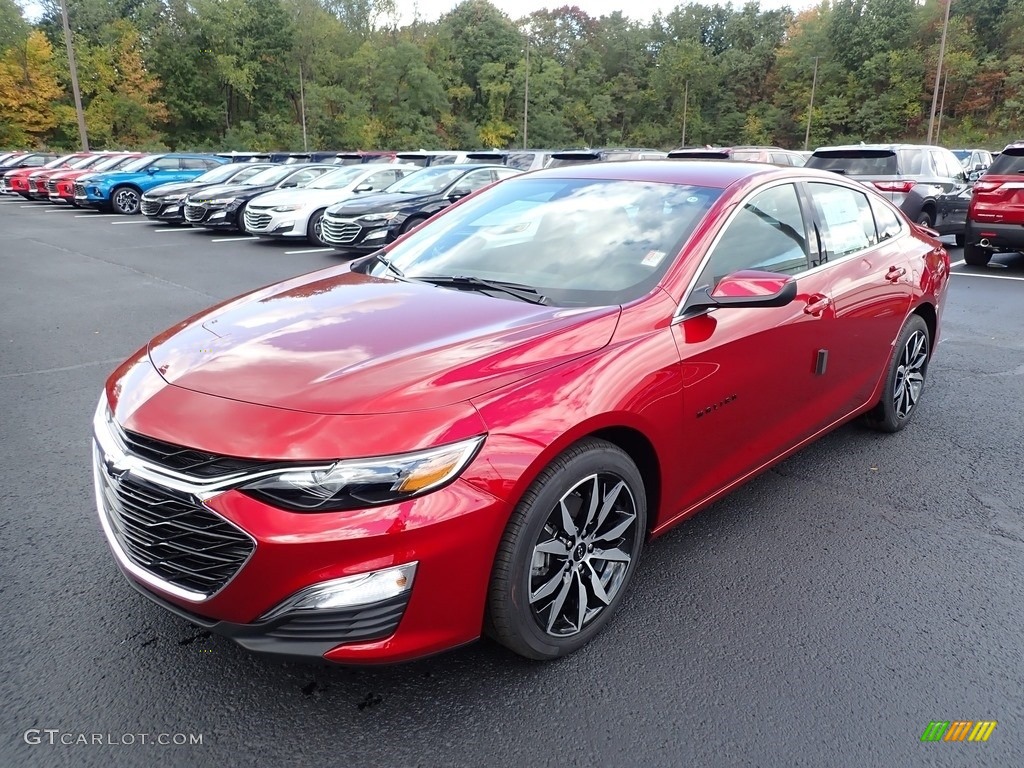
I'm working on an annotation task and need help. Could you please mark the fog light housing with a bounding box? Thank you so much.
[364,229,387,240]
[259,562,417,621]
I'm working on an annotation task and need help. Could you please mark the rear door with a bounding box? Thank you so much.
[804,181,915,407]
[928,149,971,234]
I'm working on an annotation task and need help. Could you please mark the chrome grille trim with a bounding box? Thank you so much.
[183,203,206,222]
[321,216,361,245]
[243,209,273,231]
[140,199,162,216]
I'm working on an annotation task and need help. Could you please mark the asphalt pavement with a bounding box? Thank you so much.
[1,199,1022,768]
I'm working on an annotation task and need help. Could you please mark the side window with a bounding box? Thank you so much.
[180,158,206,170]
[152,157,181,170]
[900,150,924,175]
[203,158,222,169]
[943,151,965,179]
[871,198,903,242]
[495,168,521,181]
[368,170,398,189]
[286,169,322,187]
[433,155,458,165]
[770,152,793,166]
[807,182,878,260]
[695,183,810,289]
[457,170,494,193]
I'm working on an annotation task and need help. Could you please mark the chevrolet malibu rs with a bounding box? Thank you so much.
[92,161,949,663]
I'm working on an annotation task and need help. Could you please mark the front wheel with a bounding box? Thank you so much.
[486,438,646,660]
[916,210,934,229]
[400,216,426,235]
[862,314,930,433]
[307,209,327,246]
[111,186,140,215]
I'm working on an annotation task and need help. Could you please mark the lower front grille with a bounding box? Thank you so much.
[322,217,361,245]
[97,466,254,596]
[74,181,86,197]
[244,209,273,231]
[184,203,206,222]
[266,594,408,643]
[140,199,162,216]
[46,179,59,194]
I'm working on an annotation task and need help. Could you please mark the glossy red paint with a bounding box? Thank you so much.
[96,162,949,663]
[50,154,143,204]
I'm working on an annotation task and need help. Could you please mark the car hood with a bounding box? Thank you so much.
[88,171,150,186]
[249,187,358,209]
[146,180,212,198]
[326,192,431,216]
[189,182,271,199]
[148,267,619,414]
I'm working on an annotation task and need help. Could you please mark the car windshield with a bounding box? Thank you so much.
[194,163,255,184]
[43,155,75,169]
[386,167,465,194]
[952,150,971,162]
[359,177,721,307]
[69,155,100,169]
[242,166,300,186]
[120,155,160,172]
[806,150,898,175]
[305,167,366,189]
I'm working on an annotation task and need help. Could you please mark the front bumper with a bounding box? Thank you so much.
[966,220,1024,250]
[82,187,111,208]
[91,389,508,664]
[243,207,307,238]
[141,197,186,222]
[185,202,238,229]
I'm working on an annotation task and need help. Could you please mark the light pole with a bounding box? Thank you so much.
[804,56,819,152]
[523,30,530,149]
[299,63,308,152]
[59,0,88,151]
[680,80,689,147]
[936,70,949,143]
[927,0,952,145]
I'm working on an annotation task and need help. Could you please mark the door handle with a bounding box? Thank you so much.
[885,266,907,282]
[804,294,832,316]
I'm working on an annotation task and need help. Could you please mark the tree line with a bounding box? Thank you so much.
[0,0,1021,153]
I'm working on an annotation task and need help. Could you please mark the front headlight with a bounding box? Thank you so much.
[205,197,235,205]
[271,204,302,212]
[240,436,485,512]
[359,211,400,223]
[164,193,186,202]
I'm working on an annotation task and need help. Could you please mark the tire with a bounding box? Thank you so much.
[111,186,141,215]
[486,438,647,660]
[400,216,427,235]
[307,209,327,246]
[916,209,934,228]
[962,239,992,266]
[862,314,930,433]
[954,233,965,247]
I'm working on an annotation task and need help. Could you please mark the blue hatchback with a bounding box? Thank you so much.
[83,154,228,214]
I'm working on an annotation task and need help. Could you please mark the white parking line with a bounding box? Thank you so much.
[951,271,1024,282]
[211,236,259,243]
[75,214,117,218]
[153,227,193,233]
[110,221,150,225]
[949,259,965,267]
[19,204,40,208]
[284,247,335,254]
[44,207,76,212]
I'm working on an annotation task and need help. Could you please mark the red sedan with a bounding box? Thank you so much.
[93,162,950,663]
[6,153,89,198]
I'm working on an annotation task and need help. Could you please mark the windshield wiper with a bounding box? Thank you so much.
[415,275,548,305]
[375,251,406,280]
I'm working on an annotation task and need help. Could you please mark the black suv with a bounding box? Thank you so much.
[806,144,972,241]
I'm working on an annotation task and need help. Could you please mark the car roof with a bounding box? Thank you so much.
[812,143,947,153]
[531,159,788,188]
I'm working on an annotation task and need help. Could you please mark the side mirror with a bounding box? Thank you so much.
[354,183,373,193]
[146,166,158,175]
[447,186,471,202]
[684,271,797,314]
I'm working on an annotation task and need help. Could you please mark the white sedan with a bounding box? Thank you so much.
[244,165,419,246]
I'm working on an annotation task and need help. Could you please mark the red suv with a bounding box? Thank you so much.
[964,142,1024,266]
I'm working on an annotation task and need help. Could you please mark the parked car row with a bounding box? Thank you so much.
[4,141,1020,260]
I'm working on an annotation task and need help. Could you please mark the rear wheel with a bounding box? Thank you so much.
[111,186,141,215]
[486,438,646,660]
[962,239,992,266]
[916,209,934,228]
[400,216,427,235]
[862,314,930,433]
[954,233,965,247]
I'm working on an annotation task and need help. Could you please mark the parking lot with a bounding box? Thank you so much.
[2,199,1023,767]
